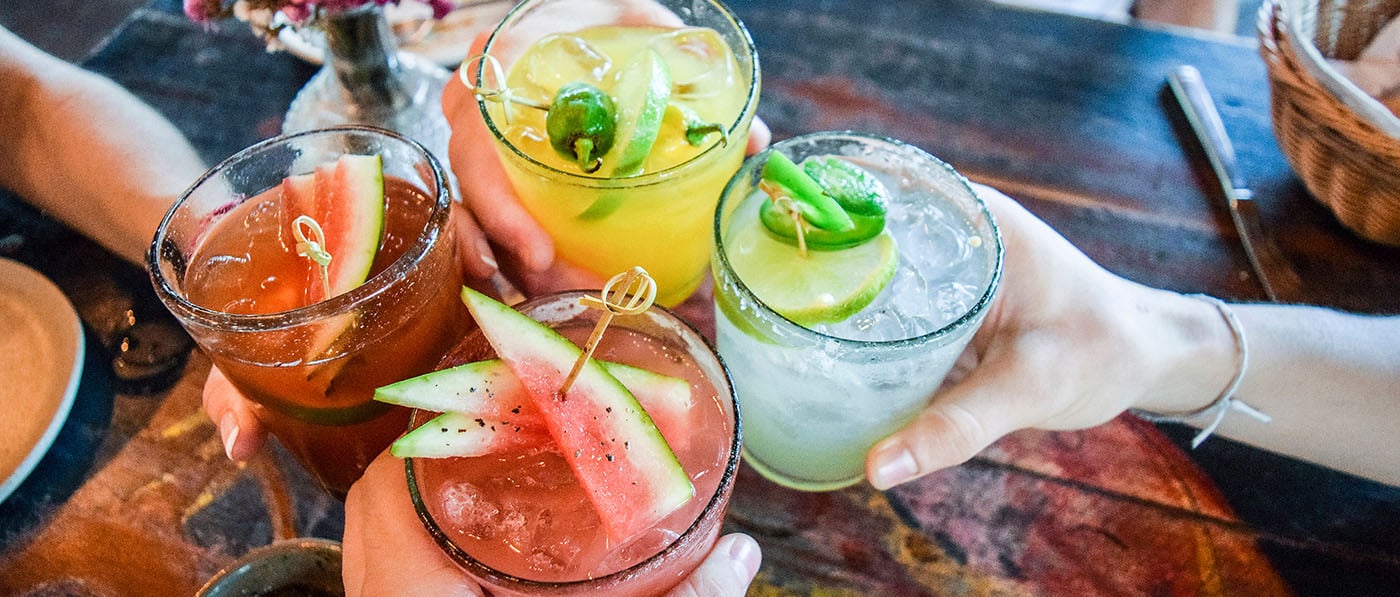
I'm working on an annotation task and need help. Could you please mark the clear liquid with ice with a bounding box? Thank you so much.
[716,147,998,491]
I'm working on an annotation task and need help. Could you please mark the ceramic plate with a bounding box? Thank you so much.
[278,0,514,67]
[0,258,84,504]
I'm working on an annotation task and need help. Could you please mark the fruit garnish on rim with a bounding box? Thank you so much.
[277,154,387,305]
[727,150,899,326]
[375,358,693,458]
[387,270,692,544]
[276,154,387,365]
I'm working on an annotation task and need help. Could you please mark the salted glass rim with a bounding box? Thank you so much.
[404,289,743,591]
[713,130,1006,349]
[473,0,761,188]
[147,125,452,332]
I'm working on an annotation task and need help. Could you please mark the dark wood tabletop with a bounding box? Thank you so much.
[2,0,1397,595]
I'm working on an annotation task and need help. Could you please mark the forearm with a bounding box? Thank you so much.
[1220,305,1400,485]
[0,28,206,265]
[1135,293,1400,485]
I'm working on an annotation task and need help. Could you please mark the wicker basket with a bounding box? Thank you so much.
[1258,0,1400,246]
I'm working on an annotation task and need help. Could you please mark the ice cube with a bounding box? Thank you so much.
[513,504,595,575]
[440,482,501,540]
[648,27,734,101]
[500,505,529,541]
[524,549,565,574]
[595,527,683,575]
[519,33,612,99]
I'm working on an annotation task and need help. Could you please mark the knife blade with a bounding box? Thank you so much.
[1167,65,1304,302]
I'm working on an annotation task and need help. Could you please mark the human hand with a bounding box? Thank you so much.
[204,366,265,462]
[865,184,1236,489]
[341,451,762,596]
[439,17,770,300]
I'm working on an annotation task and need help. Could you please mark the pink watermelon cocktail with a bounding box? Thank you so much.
[405,291,741,596]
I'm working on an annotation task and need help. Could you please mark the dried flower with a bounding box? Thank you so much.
[183,0,453,26]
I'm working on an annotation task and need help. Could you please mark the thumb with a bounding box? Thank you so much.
[342,454,483,597]
[202,366,266,462]
[865,355,1029,490]
[664,533,761,597]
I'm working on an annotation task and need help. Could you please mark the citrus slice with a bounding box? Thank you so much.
[602,48,672,177]
[727,214,899,327]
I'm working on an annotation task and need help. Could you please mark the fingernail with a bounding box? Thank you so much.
[525,243,553,273]
[726,535,760,580]
[219,412,240,461]
[872,444,917,490]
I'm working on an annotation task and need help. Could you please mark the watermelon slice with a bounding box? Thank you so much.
[278,154,385,304]
[392,411,552,459]
[377,358,693,456]
[458,287,694,543]
[313,154,385,301]
[277,154,386,363]
[278,172,317,257]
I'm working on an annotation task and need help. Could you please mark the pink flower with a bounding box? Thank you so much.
[421,0,452,19]
[182,0,453,25]
[183,0,226,22]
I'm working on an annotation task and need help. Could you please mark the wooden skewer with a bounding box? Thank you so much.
[558,267,657,397]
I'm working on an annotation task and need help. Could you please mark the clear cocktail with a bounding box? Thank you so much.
[402,290,741,596]
[150,126,472,498]
[469,0,760,305]
[712,132,1004,491]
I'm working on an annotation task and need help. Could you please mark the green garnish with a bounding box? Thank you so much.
[760,156,889,250]
[466,50,723,178]
[546,82,617,174]
[669,103,727,147]
[759,151,854,233]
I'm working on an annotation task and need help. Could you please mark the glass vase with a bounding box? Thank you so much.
[282,5,452,170]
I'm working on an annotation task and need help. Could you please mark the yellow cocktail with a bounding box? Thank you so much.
[475,0,760,306]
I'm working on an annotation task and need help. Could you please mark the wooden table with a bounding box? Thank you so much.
[2,0,1397,594]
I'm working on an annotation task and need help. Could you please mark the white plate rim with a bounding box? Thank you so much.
[0,258,85,504]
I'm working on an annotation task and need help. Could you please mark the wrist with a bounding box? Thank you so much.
[1131,290,1240,415]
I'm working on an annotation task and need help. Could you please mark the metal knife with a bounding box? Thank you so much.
[1167,65,1304,302]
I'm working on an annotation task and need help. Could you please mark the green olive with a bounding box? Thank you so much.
[759,155,888,250]
[546,82,617,173]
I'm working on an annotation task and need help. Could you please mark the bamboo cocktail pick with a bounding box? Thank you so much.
[558,266,657,396]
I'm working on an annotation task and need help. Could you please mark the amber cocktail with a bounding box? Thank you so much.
[150,126,471,497]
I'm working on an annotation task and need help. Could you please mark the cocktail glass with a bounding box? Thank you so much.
[471,0,760,306]
[149,125,472,498]
[406,290,741,596]
[712,131,1004,491]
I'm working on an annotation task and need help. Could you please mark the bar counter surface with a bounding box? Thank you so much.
[2,0,1397,595]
